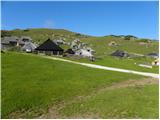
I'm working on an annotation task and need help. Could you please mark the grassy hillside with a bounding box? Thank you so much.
[80,36,158,55]
[1,28,89,43]
[63,55,159,73]
[1,28,159,73]
[1,28,158,54]
[79,36,158,73]
[62,36,159,73]
[60,85,158,118]
[2,28,158,54]
[2,52,149,118]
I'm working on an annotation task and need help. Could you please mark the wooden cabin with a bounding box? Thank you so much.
[35,39,64,55]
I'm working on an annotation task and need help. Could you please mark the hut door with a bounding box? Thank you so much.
[53,51,57,55]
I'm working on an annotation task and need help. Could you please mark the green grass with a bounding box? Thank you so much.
[2,28,89,43]
[2,28,158,54]
[57,55,158,73]
[79,36,158,73]
[2,28,158,73]
[81,36,158,55]
[56,35,158,73]
[1,29,158,118]
[60,85,159,119]
[2,52,144,118]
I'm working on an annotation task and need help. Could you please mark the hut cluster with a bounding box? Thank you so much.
[1,36,159,65]
[35,38,95,60]
[1,36,37,52]
[1,36,95,61]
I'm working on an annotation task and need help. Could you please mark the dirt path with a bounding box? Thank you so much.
[40,55,159,78]
[38,78,159,119]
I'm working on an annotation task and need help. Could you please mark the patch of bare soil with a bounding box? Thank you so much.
[38,77,158,119]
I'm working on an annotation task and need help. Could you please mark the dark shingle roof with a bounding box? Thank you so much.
[148,53,159,57]
[111,50,129,57]
[20,36,32,42]
[35,39,63,51]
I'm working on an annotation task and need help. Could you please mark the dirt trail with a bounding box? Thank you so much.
[39,55,159,78]
[38,78,159,119]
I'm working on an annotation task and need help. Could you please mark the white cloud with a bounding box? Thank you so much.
[44,20,55,28]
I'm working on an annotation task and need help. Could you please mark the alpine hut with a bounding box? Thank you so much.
[65,48,75,54]
[147,53,159,58]
[21,42,37,53]
[35,39,64,55]
[111,50,129,57]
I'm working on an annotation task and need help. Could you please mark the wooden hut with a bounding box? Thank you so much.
[65,48,75,54]
[35,39,64,55]
[111,50,129,57]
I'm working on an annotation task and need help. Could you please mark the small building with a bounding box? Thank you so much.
[35,39,64,55]
[1,36,32,50]
[53,39,65,45]
[75,49,93,57]
[1,36,20,50]
[152,58,159,66]
[147,53,159,58]
[65,48,75,54]
[21,42,37,53]
[139,42,147,45]
[20,36,32,42]
[111,50,129,57]
[108,41,118,46]
[85,47,95,54]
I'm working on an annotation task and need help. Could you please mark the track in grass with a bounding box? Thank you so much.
[39,77,158,118]
[2,52,145,118]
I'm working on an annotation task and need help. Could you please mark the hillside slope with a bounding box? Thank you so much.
[2,52,158,118]
[1,28,158,55]
[1,28,159,72]
[80,36,158,55]
[2,52,143,118]
[1,28,90,43]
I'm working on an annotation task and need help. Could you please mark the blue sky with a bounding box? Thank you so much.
[1,1,159,39]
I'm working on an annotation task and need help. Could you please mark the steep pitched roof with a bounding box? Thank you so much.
[111,50,128,57]
[20,36,32,42]
[1,36,19,44]
[21,42,37,50]
[35,39,63,51]
[148,53,159,57]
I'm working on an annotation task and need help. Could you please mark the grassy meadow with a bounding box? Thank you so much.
[60,85,158,118]
[1,52,158,118]
[1,29,159,118]
[62,55,158,73]
[81,36,158,55]
[2,28,88,43]
[2,29,158,73]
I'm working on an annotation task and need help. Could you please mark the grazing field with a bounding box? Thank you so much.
[2,28,159,73]
[79,36,158,73]
[81,36,158,55]
[59,85,159,119]
[1,52,158,118]
[63,55,158,73]
[1,28,88,43]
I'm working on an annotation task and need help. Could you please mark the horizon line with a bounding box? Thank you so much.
[1,27,158,40]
